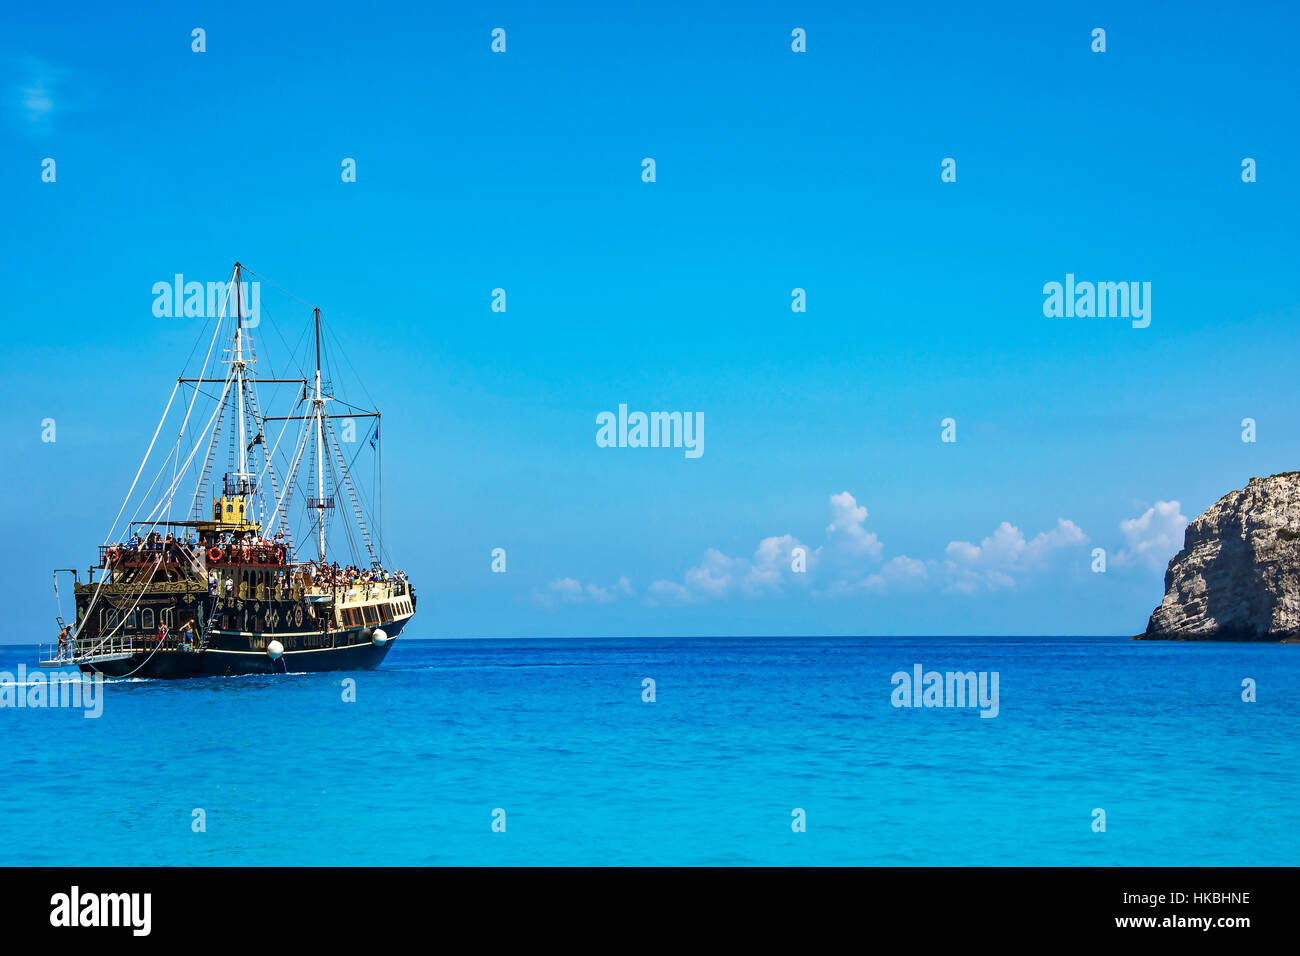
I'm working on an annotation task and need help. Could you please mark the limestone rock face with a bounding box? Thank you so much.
[1143,473,1300,641]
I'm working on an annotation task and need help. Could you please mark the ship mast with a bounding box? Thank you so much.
[313,306,327,562]
[234,263,250,486]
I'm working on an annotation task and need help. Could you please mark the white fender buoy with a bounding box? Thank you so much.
[371,628,388,646]
[267,640,284,660]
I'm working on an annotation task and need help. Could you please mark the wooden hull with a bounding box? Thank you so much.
[76,616,409,679]
[69,577,415,680]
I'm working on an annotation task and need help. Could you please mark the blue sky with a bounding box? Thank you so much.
[2,1,1298,640]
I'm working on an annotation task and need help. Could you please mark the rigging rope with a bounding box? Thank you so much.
[103,380,179,544]
[56,263,394,671]
[70,372,236,642]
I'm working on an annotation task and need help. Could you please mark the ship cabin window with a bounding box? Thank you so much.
[362,605,379,626]
[344,608,360,628]
[380,604,394,623]
[141,608,154,630]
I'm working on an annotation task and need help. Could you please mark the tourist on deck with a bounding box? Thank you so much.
[55,624,73,662]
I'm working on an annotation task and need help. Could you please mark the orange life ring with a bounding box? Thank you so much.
[106,548,120,564]
[274,546,286,564]
[208,546,223,563]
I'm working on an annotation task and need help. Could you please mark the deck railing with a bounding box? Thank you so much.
[39,631,203,665]
[39,633,142,665]
[98,542,206,570]
[98,541,297,570]
[317,578,411,604]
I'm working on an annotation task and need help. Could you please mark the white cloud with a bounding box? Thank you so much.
[1116,501,1187,570]
[1024,518,1089,562]
[666,533,817,603]
[545,494,1093,607]
[863,555,930,593]
[12,57,65,132]
[533,575,634,608]
[683,548,738,598]
[826,491,883,559]
[583,575,634,604]
[654,492,888,602]
[550,577,583,601]
[645,579,692,605]
[747,533,814,594]
[942,518,1088,593]
[22,83,53,121]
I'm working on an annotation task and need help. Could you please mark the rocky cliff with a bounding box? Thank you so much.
[1142,472,1300,641]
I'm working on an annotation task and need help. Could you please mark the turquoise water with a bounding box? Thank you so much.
[0,636,1295,866]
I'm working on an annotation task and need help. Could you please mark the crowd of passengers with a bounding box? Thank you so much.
[205,561,407,597]
[111,528,407,596]
[208,530,290,555]
[110,530,199,561]
[305,563,408,589]
[110,529,282,561]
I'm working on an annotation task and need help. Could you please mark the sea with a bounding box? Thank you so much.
[0,636,1295,866]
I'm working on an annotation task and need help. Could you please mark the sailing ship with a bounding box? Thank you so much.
[41,263,415,679]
